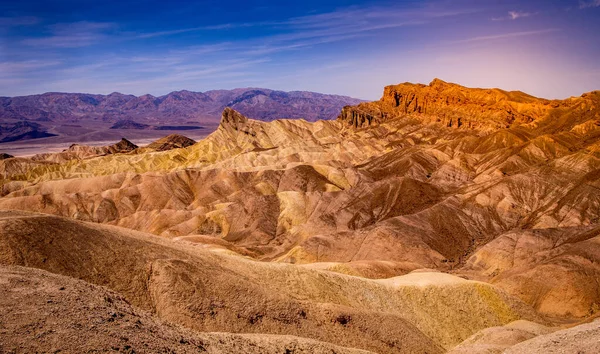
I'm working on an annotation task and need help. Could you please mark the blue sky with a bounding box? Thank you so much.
[0,0,599,99]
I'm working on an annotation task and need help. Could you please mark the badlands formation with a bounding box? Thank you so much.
[1,79,600,353]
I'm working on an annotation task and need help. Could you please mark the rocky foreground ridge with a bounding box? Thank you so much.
[1,79,600,353]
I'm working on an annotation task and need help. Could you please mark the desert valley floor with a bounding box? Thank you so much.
[2,79,600,353]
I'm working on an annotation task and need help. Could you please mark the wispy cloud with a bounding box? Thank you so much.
[168,42,234,56]
[492,10,533,21]
[0,16,39,27]
[216,6,438,57]
[258,60,356,83]
[241,34,370,56]
[15,2,473,54]
[0,60,61,76]
[281,5,477,29]
[451,29,559,44]
[130,3,473,43]
[126,6,433,58]
[134,26,206,39]
[32,56,268,95]
[579,0,600,8]
[132,21,270,38]
[509,11,531,19]
[22,21,116,48]
[255,20,425,53]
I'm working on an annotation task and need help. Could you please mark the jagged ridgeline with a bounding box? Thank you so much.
[339,78,599,131]
[0,88,365,143]
[1,79,600,353]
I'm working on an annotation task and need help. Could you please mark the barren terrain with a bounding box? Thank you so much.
[2,79,600,352]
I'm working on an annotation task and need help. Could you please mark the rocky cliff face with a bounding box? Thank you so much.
[338,79,588,131]
[221,106,249,127]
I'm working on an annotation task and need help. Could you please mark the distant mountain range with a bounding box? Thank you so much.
[0,88,364,143]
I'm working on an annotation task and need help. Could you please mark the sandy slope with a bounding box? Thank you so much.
[504,318,600,353]
[0,265,372,354]
[0,210,547,353]
[448,320,555,353]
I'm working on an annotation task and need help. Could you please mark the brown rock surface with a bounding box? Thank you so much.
[31,138,138,163]
[448,320,554,353]
[0,265,372,354]
[145,134,196,151]
[0,210,546,353]
[337,78,564,131]
[461,227,600,318]
[504,319,600,353]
